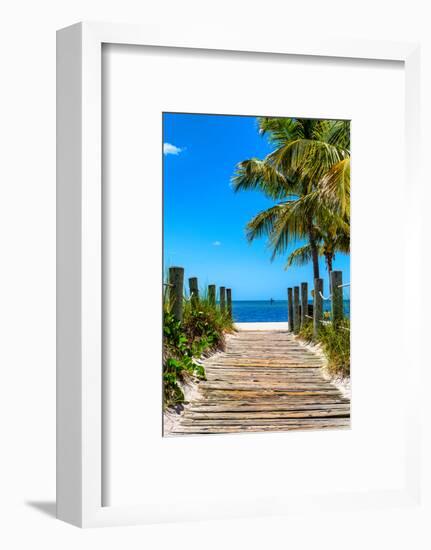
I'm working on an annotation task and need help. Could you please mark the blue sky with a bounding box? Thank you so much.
[163,113,350,300]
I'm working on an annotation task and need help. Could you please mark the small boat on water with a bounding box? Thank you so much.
[270,298,275,304]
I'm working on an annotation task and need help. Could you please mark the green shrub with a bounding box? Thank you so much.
[182,297,232,351]
[298,319,314,341]
[163,289,234,408]
[163,311,198,406]
[317,320,350,378]
[298,318,350,378]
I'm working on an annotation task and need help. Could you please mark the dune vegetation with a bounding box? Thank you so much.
[163,289,234,408]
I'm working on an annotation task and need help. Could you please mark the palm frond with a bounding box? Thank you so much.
[231,158,297,199]
[245,204,285,242]
[318,158,350,218]
[333,231,350,254]
[257,117,304,144]
[285,243,313,269]
[312,120,350,150]
[268,198,310,259]
[268,139,348,184]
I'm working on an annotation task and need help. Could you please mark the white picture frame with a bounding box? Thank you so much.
[57,21,424,528]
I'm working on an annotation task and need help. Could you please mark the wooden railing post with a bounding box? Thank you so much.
[208,284,216,306]
[226,288,232,318]
[293,286,300,334]
[220,286,226,313]
[188,277,199,307]
[301,282,308,326]
[169,266,184,322]
[331,270,343,326]
[287,288,294,332]
[313,278,323,338]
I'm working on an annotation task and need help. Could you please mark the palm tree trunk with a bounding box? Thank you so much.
[308,229,320,280]
[326,253,333,292]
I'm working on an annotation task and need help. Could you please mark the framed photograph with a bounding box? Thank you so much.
[57,22,424,529]
[162,111,351,437]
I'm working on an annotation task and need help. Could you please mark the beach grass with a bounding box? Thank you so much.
[299,319,350,378]
[163,287,234,408]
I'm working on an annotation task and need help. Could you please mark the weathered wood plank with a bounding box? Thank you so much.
[187,404,350,413]
[184,410,350,420]
[168,328,350,436]
[171,422,350,434]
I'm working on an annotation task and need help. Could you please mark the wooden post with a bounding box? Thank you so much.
[188,277,199,307]
[287,288,294,332]
[301,282,308,326]
[226,288,232,318]
[293,286,300,334]
[313,278,323,338]
[208,284,216,306]
[219,286,226,313]
[168,267,184,322]
[331,270,343,326]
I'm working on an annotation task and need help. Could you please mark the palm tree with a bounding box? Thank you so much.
[232,117,350,280]
[286,228,350,275]
[288,154,351,276]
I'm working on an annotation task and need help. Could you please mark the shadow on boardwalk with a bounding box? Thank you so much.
[168,327,350,436]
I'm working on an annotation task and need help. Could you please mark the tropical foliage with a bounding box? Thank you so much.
[299,319,350,378]
[232,117,350,279]
[163,288,233,408]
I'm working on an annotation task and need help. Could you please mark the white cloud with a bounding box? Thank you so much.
[163,142,183,156]
[212,241,221,247]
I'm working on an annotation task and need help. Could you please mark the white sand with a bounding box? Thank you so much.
[235,322,289,331]
[163,351,225,435]
[163,374,203,435]
[294,335,351,399]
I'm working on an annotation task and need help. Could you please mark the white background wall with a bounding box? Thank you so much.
[0,1,430,548]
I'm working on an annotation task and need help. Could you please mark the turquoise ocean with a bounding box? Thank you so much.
[232,300,350,323]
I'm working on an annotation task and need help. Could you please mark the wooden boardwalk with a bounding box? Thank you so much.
[170,329,350,435]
